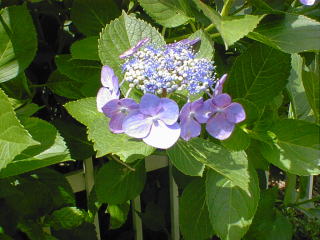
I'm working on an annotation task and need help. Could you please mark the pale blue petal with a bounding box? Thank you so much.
[214,74,227,96]
[212,94,232,108]
[143,121,181,149]
[139,93,161,116]
[206,114,235,140]
[119,38,150,59]
[157,98,179,125]
[109,114,126,133]
[96,87,119,112]
[225,102,246,123]
[299,0,316,5]
[180,118,201,141]
[101,66,118,90]
[123,113,152,138]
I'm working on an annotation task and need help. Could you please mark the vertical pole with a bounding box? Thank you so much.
[83,158,101,240]
[169,162,180,240]
[132,196,143,240]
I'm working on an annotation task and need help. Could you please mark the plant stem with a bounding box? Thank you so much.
[284,173,297,205]
[204,23,215,32]
[189,21,197,32]
[289,195,320,207]
[221,0,235,16]
[110,155,136,171]
[209,32,221,38]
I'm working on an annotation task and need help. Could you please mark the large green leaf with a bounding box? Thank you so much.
[190,30,215,60]
[302,53,319,122]
[174,138,252,193]
[0,4,37,82]
[287,54,314,121]
[0,118,72,178]
[167,140,205,177]
[248,14,320,54]
[206,169,260,240]
[137,0,190,27]
[107,202,130,229]
[98,12,165,77]
[224,43,291,107]
[46,207,87,230]
[193,0,264,48]
[179,178,214,240]
[71,36,99,61]
[65,98,154,161]
[95,160,146,204]
[260,119,320,176]
[0,89,38,170]
[71,0,120,36]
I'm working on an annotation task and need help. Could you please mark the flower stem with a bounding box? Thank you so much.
[110,154,136,171]
[204,23,215,32]
[284,173,297,206]
[189,21,197,32]
[221,0,235,16]
[125,88,132,98]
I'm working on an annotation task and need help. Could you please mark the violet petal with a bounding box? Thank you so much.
[102,99,120,118]
[139,93,161,116]
[101,66,119,90]
[157,98,179,125]
[143,120,181,149]
[206,114,235,140]
[109,114,126,133]
[299,0,316,5]
[119,38,150,59]
[123,113,152,138]
[225,102,246,123]
[214,74,227,96]
[180,118,201,141]
[195,99,214,123]
[97,87,119,112]
[212,94,232,108]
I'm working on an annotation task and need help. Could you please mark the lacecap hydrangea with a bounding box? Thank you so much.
[96,38,245,149]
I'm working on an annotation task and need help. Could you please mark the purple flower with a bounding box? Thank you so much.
[102,98,139,133]
[119,38,150,59]
[299,0,316,5]
[213,74,227,96]
[122,94,181,149]
[167,37,200,48]
[204,94,245,140]
[97,66,120,112]
[180,98,207,141]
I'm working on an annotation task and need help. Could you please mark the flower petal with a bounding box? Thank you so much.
[206,114,235,140]
[180,118,201,141]
[119,38,150,59]
[143,121,181,149]
[299,0,316,5]
[225,102,246,123]
[195,99,213,123]
[97,87,119,112]
[102,99,120,117]
[139,93,161,116]
[180,102,192,122]
[212,94,232,108]
[101,66,119,90]
[157,98,179,125]
[214,74,227,96]
[123,113,152,138]
[109,114,126,133]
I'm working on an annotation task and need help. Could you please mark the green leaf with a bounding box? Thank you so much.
[137,0,190,27]
[51,222,97,240]
[221,126,251,151]
[0,4,37,82]
[71,36,99,61]
[53,119,94,161]
[65,97,154,161]
[179,178,214,240]
[167,140,205,177]
[193,0,264,48]
[47,71,87,99]
[0,118,72,178]
[246,140,269,170]
[55,55,101,83]
[190,30,214,60]
[0,89,38,170]
[260,119,320,176]
[18,220,58,240]
[174,138,252,193]
[107,201,130,229]
[206,168,260,240]
[224,43,291,107]
[95,160,146,204]
[248,14,320,53]
[287,54,314,121]
[98,12,165,77]
[302,53,319,122]
[16,103,43,119]
[71,0,120,36]
[47,207,86,230]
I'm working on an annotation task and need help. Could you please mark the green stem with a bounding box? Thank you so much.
[161,27,166,37]
[289,195,320,207]
[110,155,136,171]
[221,0,235,16]
[284,173,297,206]
[189,21,197,32]
[230,2,249,15]
[204,23,215,32]
[209,32,221,38]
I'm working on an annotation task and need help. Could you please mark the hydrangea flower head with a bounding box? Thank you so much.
[122,94,181,149]
[121,38,216,96]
